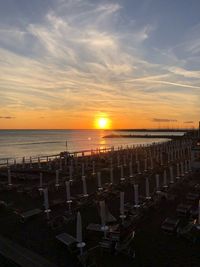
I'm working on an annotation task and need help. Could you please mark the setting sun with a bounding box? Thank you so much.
[95,117,110,129]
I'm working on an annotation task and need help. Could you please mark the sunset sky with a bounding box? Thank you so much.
[0,0,200,129]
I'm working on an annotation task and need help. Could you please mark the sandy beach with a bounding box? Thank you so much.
[0,132,199,267]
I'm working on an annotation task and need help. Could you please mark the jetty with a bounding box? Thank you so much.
[103,134,183,139]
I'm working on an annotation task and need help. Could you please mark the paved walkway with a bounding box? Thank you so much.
[0,235,57,267]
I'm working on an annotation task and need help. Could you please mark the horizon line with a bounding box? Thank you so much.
[0,128,196,131]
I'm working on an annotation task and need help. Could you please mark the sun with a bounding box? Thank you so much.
[95,117,110,129]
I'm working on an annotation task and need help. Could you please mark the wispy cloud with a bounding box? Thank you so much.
[0,0,200,128]
[168,66,200,79]
[0,116,15,119]
[152,118,177,123]
[184,121,194,124]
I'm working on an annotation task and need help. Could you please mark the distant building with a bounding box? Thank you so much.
[191,138,200,171]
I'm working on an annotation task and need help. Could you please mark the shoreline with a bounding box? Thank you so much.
[0,141,166,167]
[1,129,193,166]
[0,134,199,266]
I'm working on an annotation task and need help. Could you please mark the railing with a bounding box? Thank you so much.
[0,146,115,167]
[0,141,167,168]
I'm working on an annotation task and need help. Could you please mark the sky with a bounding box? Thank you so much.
[0,0,200,129]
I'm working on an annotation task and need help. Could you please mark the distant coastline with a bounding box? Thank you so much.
[103,134,183,139]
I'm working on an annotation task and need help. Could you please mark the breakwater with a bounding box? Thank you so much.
[103,134,183,139]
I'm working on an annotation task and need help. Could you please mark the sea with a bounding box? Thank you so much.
[0,129,184,162]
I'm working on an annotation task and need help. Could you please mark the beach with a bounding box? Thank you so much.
[0,131,199,267]
[0,129,174,163]
[1,0,200,266]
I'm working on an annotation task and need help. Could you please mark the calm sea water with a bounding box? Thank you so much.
[0,129,183,160]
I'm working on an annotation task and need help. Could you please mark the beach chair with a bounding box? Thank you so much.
[19,208,42,223]
[56,233,78,254]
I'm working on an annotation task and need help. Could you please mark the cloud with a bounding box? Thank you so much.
[0,116,15,119]
[183,23,200,55]
[184,121,194,124]
[152,118,177,122]
[168,66,200,79]
[0,0,200,128]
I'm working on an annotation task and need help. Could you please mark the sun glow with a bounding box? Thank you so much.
[95,117,110,129]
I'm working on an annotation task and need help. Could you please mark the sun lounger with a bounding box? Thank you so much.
[56,233,77,247]
[19,209,42,223]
